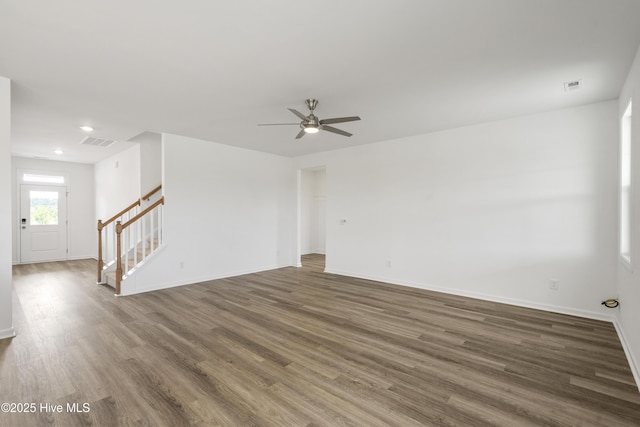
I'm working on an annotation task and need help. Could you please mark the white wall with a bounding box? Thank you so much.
[616,44,640,387]
[296,101,618,320]
[11,157,96,263]
[95,145,141,220]
[132,131,162,196]
[121,134,295,295]
[0,76,14,339]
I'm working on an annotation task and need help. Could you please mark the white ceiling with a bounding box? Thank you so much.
[2,0,640,164]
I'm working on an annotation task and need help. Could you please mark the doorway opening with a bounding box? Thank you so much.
[19,184,68,263]
[298,166,326,270]
[17,170,69,264]
[301,253,325,273]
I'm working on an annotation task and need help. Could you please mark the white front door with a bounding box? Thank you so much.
[20,185,68,263]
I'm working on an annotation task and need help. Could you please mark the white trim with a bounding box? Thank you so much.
[68,254,98,261]
[11,257,94,265]
[296,165,328,269]
[324,268,615,322]
[619,99,633,265]
[0,327,16,340]
[620,254,632,272]
[296,169,302,267]
[613,317,640,393]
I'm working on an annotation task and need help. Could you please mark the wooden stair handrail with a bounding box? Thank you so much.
[121,197,165,230]
[97,220,104,283]
[114,196,165,294]
[142,184,162,201]
[97,198,140,283]
[99,199,141,229]
[115,220,123,295]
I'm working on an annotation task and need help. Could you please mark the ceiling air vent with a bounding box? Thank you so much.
[564,79,583,92]
[80,136,117,148]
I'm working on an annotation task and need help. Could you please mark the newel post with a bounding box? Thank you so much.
[115,221,123,295]
[97,220,104,284]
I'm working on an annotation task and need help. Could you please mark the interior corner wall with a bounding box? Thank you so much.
[94,144,141,220]
[120,134,296,295]
[0,76,14,339]
[295,101,618,320]
[616,43,640,387]
[11,157,96,263]
[136,132,162,195]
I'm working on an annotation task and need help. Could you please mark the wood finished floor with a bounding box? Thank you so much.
[2,255,639,426]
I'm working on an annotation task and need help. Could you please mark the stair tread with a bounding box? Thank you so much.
[104,241,164,281]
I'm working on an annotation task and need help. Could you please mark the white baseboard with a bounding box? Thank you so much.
[325,269,613,322]
[0,327,16,340]
[68,254,97,261]
[13,255,97,265]
[613,318,640,393]
[325,268,640,391]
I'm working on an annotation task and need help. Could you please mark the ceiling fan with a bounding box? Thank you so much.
[258,99,361,139]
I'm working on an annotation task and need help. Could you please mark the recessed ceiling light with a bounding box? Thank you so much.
[53,149,64,155]
[80,126,94,132]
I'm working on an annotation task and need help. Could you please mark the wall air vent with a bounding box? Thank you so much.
[80,136,117,148]
[564,79,583,92]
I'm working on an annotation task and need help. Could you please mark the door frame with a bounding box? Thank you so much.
[296,165,327,268]
[15,169,69,264]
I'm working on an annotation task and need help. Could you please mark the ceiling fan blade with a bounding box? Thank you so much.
[322,125,353,137]
[319,116,361,125]
[288,108,308,120]
[295,129,306,139]
[257,123,299,126]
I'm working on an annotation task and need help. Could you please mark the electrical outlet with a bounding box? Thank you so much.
[179,261,184,269]
[549,279,559,290]
[387,260,392,268]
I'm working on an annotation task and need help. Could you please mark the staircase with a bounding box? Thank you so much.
[97,185,165,295]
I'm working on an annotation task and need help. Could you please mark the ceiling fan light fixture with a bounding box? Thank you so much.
[303,125,319,134]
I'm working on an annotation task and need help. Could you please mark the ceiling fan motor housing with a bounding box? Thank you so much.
[305,114,320,126]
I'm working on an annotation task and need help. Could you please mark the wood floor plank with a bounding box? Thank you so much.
[1,255,639,426]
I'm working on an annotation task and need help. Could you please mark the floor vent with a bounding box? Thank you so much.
[80,136,117,148]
